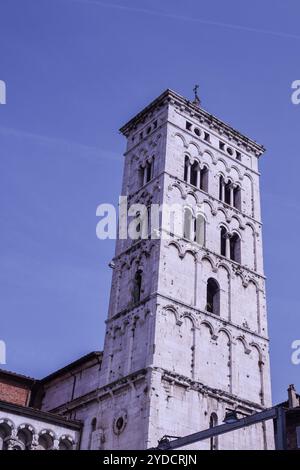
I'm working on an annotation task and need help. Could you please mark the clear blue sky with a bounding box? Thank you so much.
[0,0,299,404]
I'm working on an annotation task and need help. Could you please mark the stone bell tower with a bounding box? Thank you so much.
[98,89,274,449]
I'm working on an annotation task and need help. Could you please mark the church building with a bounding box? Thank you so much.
[0,89,274,450]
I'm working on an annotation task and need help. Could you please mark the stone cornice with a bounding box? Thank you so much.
[166,235,266,279]
[120,89,265,157]
[157,368,266,412]
[166,172,263,227]
[105,291,269,343]
[168,118,261,173]
[116,170,263,228]
[113,227,265,280]
[46,366,267,416]
[0,400,82,430]
[156,292,269,343]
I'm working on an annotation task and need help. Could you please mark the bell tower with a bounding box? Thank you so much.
[98,89,274,450]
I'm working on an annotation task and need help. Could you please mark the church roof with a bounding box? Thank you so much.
[0,369,36,387]
[40,351,103,383]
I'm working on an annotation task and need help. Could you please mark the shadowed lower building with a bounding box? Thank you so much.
[0,369,81,450]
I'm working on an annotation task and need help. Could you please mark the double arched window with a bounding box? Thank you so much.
[139,158,154,187]
[183,208,206,245]
[220,227,241,263]
[219,175,241,210]
[184,156,209,192]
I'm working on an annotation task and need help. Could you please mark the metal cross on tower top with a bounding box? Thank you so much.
[193,84,201,106]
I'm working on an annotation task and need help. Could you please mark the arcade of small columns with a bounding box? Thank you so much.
[0,418,76,450]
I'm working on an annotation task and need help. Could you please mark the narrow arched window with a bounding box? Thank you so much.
[146,160,153,182]
[184,156,190,182]
[133,270,142,303]
[219,175,224,201]
[200,166,209,192]
[183,208,193,240]
[206,278,220,315]
[230,233,241,263]
[147,206,151,237]
[91,418,97,432]
[209,413,218,450]
[225,180,231,205]
[194,214,205,246]
[233,186,241,210]
[139,166,144,188]
[220,227,227,256]
[140,160,154,187]
[190,161,198,187]
[89,418,97,450]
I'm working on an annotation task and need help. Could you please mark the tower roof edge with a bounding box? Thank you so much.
[119,89,265,156]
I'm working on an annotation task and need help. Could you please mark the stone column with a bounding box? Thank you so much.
[29,434,40,450]
[186,161,191,184]
[220,180,225,201]
[226,234,231,258]
[53,439,60,450]
[196,167,201,188]
[143,164,147,186]
[230,185,234,207]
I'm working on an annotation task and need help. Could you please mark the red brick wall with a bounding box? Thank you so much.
[0,380,30,406]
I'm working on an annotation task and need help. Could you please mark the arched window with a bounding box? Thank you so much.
[224,180,231,205]
[190,161,198,187]
[17,426,34,450]
[137,207,150,240]
[91,418,97,432]
[146,160,153,182]
[184,156,190,183]
[200,166,209,192]
[220,227,227,257]
[209,413,218,450]
[132,270,142,303]
[183,208,193,240]
[206,278,220,315]
[230,233,241,263]
[138,166,144,188]
[38,432,54,450]
[140,160,153,187]
[0,421,13,451]
[233,186,241,210]
[147,206,151,237]
[59,436,74,450]
[219,175,224,201]
[89,418,97,450]
[194,214,206,246]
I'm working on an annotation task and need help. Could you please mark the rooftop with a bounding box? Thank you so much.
[120,88,265,156]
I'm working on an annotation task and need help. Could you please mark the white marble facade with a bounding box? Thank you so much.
[96,89,274,449]
[1,90,274,450]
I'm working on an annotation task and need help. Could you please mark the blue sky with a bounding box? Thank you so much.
[0,0,299,404]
